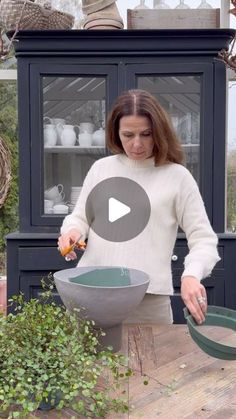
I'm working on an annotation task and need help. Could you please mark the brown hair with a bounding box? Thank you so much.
[106,89,184,166]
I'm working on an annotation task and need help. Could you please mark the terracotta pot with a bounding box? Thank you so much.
[82,0,116,15]
[83,18,123,29]
[82,2,124,29]
[0,277,7,315]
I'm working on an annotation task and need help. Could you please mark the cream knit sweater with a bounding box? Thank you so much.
[61,154,220,295]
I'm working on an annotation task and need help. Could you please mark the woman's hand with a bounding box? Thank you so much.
[58,228,82,261]
[181,276,207,325]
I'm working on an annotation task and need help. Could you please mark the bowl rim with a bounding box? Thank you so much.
[184,305,236,360]
[54,266,150,289]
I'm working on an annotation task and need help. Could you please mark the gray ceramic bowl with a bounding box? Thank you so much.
[54,266,149,351]
[54,266,149,328]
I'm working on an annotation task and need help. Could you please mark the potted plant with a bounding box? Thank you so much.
[0,277,131,418]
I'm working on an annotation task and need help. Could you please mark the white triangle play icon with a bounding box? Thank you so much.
[108,197,131,223]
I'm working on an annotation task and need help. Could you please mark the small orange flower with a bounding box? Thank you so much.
[60,240,86,257]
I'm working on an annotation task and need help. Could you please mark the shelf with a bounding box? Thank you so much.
[182,143,199,147]
[44,146,106,155]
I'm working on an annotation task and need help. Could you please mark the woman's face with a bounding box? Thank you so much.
[119,115,154,161]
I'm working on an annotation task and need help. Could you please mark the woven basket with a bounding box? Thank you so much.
[0,137,11,208]
[0,0,74,30]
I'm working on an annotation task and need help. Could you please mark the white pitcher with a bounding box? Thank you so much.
[43,117,65,145]
[58,124,78,146]
[52,118,65,144]
[44,124,57,147]
[45,184,65,203]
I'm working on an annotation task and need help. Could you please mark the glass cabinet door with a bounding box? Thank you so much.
[126,63,214,219]
[137,74,200,184]
[30,64,117,227]
[43,75,107,216]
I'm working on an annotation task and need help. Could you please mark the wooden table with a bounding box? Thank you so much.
[33,324,236,418]
[121,324,236,419]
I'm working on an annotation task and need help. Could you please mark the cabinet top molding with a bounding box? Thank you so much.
[11,29,235,57]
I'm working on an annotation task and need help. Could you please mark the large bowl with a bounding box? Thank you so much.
[54,266,149,351]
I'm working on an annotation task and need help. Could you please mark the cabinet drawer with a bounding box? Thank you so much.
[171,246,188,268]
[172,245,224,269]
[19,247,77,270]
[20,275,62,304]
[171,270,225,323]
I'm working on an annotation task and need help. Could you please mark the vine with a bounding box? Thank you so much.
[218,1,236,71]
[0,80,18,272]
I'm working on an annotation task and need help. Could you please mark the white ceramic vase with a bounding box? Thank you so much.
[79,132,92,147]
[92,128,105,146]
[60,125,77,146]
[44,125,57,147]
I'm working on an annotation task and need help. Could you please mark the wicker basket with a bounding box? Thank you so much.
[0,137,11,208]
[0,0,75,30]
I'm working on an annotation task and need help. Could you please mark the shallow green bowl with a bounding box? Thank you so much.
[184,305,236,360]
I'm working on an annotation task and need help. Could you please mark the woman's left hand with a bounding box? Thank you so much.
[181,276,207,325]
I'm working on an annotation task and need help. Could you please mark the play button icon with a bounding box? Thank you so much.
[85,177,151,242]
[108,198,131,223]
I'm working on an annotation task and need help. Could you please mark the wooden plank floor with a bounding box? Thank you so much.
[12,324,236,418]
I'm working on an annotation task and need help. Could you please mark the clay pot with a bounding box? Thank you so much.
[82,0,116,15]
[82,1,124,29]
[0,277,7,315]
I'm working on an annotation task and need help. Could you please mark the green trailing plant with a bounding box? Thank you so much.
[0,278,131,418]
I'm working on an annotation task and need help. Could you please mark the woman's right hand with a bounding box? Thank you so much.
[58,228,82,261]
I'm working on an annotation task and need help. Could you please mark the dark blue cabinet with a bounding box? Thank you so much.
[7,29,236,322]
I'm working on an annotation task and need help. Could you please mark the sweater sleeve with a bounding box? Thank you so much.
[60,163,97,240]
[176,172,220,281]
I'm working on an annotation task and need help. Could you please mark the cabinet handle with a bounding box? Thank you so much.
[172,254,178,262]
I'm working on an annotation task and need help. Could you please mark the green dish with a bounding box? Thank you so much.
[184,305,236,360]
[69,267,131,287]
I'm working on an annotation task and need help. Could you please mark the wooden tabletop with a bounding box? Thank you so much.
[119,324,236,419]
[32,324,236,418]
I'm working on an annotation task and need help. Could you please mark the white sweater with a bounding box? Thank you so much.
[61,154,220,295]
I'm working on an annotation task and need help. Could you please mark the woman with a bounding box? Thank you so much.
[58,89,220,325]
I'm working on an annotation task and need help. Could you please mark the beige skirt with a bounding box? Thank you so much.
[123,294,173,324]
